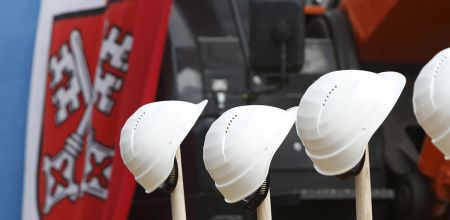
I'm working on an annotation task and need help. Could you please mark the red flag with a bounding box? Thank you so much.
[22,0,171,219]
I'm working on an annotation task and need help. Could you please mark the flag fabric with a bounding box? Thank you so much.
[22,0,171,219]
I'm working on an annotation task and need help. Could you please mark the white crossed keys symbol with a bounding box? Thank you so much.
[43,30,94,214]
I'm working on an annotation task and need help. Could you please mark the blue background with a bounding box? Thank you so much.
[0,1,40,219]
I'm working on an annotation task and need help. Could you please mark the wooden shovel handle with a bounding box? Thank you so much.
[355,147,373,220]
[257,190,272,220]
[170,148,187,220]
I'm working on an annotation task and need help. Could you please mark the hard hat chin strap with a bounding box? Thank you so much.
[244,176,270,211]
[337,152,366,179]
[159,158,179,193]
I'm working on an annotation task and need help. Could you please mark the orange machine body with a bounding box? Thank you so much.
[340,0,450,63]
[419,136,450,201]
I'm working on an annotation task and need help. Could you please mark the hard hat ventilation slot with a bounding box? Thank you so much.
[133,111,147,131]
[225,114,238,134]
[323,85,338,107]
[433,55,448,78]
[243,176,270,211]
[159,158,178,193]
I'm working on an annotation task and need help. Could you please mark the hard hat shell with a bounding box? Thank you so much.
[413,48,450,157]
[120,100,208,193]
[203,105,298,203]
[297,70,405,176]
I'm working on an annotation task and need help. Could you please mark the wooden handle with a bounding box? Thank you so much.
[170,148,187,220]
[355,147,373,220]
[257,190,272,220]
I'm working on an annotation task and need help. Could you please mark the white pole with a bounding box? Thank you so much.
[257,190,272,220]
[170,148,187,220]
[355,146,373,220]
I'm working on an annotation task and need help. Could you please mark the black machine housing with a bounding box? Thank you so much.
[128,0,430,219]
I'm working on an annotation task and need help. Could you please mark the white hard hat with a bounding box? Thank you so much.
[203,105,298,203]
[120,100,208,193]
[413,48,450,157]
[297,70,405,176]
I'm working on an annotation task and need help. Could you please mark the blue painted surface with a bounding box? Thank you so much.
[0,1,40,219]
